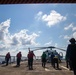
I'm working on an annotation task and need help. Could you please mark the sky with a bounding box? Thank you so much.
[0,4,76,57]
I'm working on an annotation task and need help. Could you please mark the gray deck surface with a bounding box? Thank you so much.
[0,60,74,75]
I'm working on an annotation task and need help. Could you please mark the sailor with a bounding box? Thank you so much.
[51,52,55,67]
[66,38,76,75]
[16,52,22,67]
[41,52,46,68]
[53,54,59,69]
[28,51,35,70]
[5,52,11,66]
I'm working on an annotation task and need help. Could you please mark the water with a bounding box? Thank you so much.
[0,56,41,64]
[0,56,27,64]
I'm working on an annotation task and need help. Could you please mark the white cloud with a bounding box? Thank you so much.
[35,10,66,27]
[42,10,66,27]
[0,19,40,55]
[44,41,58,48]
[55,43,58,47]
[72,27,76,31]
[59,35,63,38]
[10,30,40,46]
[63,33,76,43]
[38,31,42,34]
[0,19,10,41]
[64,23,73,30]
[35,11,43,20]
[73,32,76,39]
[64,35,71,40]
[37,11,43,16]
[44,41,52,46]
[64,23,76,31]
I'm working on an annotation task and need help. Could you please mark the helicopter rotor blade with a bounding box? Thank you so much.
[31,48,46,51]
[30,46,56,51]
[32,46,55,49]
[24,46,66,52]
[32,46,66,52]
[54,47,66,51]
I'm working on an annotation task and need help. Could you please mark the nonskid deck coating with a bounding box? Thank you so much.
[0,60,74,75]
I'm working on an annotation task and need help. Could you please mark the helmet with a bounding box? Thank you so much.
[69,38,76,43]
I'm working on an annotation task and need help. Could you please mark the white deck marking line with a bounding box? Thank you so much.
[45,68,50,71]
[60,66,69,70]
[45,68,58,71]
[11,64,16,66]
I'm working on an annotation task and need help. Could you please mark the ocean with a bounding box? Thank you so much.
[0,56,27,64]
[0,56,41,64]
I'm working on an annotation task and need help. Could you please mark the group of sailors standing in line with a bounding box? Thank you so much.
[5,48,61,70]
[4,38,76,75]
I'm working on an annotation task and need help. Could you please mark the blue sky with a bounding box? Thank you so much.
[0,4,76,56]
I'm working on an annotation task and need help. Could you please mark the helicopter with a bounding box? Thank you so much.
[28,46,66,63]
